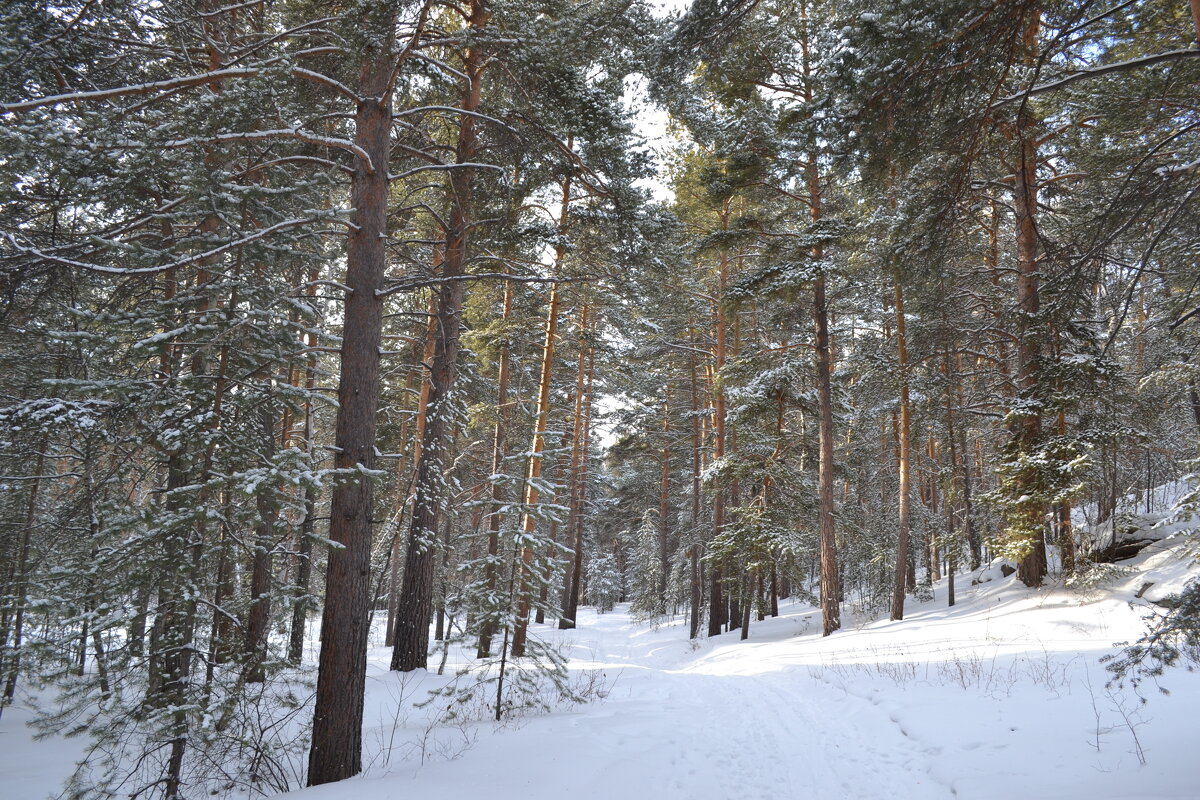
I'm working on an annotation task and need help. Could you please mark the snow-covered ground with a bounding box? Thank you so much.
[4,532,1199,800]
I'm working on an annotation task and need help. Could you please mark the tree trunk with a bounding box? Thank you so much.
[1,448,44,707]
[953,351,981,571]
[288,483,316,665]
[1189,381,1200,436]
[390,2,489,673]
[943,339,962,606]
[814,269,840,636]
[512,173,571,657]
[1056,407,1076,574]
[386,293,437,648]
[1010,7,1048,589]
[244,403,278,683]
[688,337,704,639]
[890,282,912,621]
[210,490,237,671]
[769,565,779,617]
[708,243,732,637]
[560,309,591,630]
[739,571,753,640]
[477,278,514,655]
[307,35,395,785]
[156,454,195,800]
[927,438,942,583]
[562,330,595,630]
[658,386,671,606]
[434,510,453,640]
[537,430,572,625]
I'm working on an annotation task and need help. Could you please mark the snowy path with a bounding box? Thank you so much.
[8,546,1200,800]
[302,605,955,800]
[299,553,1200,800]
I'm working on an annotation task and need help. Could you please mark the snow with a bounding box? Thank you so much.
[0,702,91,800]
[5,536,1200,800]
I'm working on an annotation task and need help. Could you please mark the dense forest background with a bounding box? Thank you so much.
[2,0,1199,797]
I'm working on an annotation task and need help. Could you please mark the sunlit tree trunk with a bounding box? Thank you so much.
[511,173,571,657]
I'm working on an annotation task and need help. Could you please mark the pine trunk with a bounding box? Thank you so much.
[560,308,591,630]
[808,157,840,635]
[244,404,277,683]
[688,338,704,639]
[562,334,596,629]
[1,448,44,706]
[890,282,912,621]
[477,279,514,655]
[307,37,395,785]
[391,3,489,672]
[1010,7,1048,589]
[658,387,671,605]
[512,173,570,656]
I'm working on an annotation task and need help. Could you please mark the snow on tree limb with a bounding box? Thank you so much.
[6,217,320,275]
[162,129,374,173]
[993,49,1200,107]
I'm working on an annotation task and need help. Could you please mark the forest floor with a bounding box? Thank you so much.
[288,523,1200,800]
[4,532,1199,800]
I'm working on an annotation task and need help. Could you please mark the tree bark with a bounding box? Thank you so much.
[688,336,703,639]
[244,403,277,683]
[390,0,489,672]
[477,278,514,655]
[512,173,571,656]
[288,483,316,665]
[658,386,672,606]
[1188,380,1200,437]
[210,490,236,672]
[708,240,732,637]
[805,155,841,635]
[1056,406,1076,574]
[1,448,44,706]
[890,282,912,621]
[814,270,840,635]
[1010,6,1048,589]
[307,32,395,785]
[386,295,437,648]
[562,325,595,630]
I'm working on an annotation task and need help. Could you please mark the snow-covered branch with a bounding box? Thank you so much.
[394,105,520,134]
[389,162,509,182]
[6,217,319,275]
[376,272,573,297]
[994,49,1200,106]
[162,129,374,173]
[1,68,259,113]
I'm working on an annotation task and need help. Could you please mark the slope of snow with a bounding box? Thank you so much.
[4,532,1199,800]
